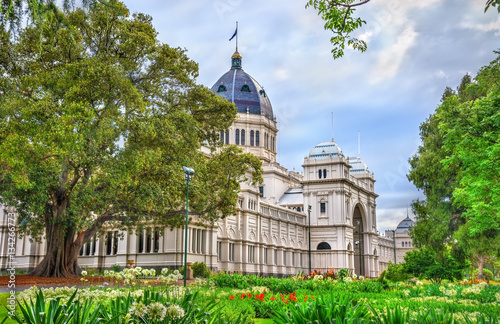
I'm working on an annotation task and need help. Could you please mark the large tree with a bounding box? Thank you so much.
[0,1,262,277]
[408,52,500,279]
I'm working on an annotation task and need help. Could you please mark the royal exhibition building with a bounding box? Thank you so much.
[0,50,415,278]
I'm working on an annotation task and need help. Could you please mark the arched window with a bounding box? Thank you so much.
[241,130,246,145]
[235,129,240,145]
[225,131,229,144]
[318,170,322,179]
[250,130,255,146]
[256,131,260,146]
[241,84,251,92]
[401,241,404,247]
[217,84,226,92]
[323,169,327,178]
[220,131,224,143]
[317,242,331,250]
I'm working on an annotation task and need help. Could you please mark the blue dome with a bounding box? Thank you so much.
[210,51,273,119]
[396,216,414,234]
[308,141,343,159]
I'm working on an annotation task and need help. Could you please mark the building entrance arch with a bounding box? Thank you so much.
[353,204,364,276]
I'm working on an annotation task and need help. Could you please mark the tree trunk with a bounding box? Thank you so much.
[28,198,84,277]
[29,224,83,277]
[476,254,486,280]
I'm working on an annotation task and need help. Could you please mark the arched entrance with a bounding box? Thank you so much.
[353,205,364,276]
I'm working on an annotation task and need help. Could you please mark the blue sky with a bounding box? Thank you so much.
[127,0,500,231]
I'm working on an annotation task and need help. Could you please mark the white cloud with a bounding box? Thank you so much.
[369,27,418,83]
[461,17,500,35]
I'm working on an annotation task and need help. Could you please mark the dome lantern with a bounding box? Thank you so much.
[231,51,242,69]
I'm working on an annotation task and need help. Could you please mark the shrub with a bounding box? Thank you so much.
[384,262,411,282]
[110,264,122,273]
[191,262,211,278]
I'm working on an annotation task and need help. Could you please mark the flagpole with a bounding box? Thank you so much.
[236,21,238,52]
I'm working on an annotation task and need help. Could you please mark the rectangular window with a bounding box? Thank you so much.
[259,186,264,197]
[217,241,222,261]
[138,230,144,253]
[106,231,113,255]
[229,243,235,262]
[274,249,278,265]
[283,250,286,266]
[292,252,295,266]
[113,231,118,255]
[320,202,326,213]
[264,248,268,265]
[146,228,152,253]
[85,241,91,256]
[154,228,160,252]
[299,253,302,267]
[248,245,255,263]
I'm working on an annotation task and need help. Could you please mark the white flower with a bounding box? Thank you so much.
[167,304,185,320]
[81,270,88,276]
[147,302,167,321]
[129,302,147,317]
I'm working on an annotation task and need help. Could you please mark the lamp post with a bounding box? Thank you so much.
[357,220,362,276]
[308,205,312,275]
[391,230,396,264]
[183,166,194,287]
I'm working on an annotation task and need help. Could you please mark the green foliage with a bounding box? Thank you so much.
[271,294,370,324]
[408,51,500,282]
[305,0,367,59]
[110,265,122,273]
[337,268,350,281]
[384,262,411,282]
[438,54,500,234]
[403,248,465,283]
[219,298,255,323]
[191,262,211,278]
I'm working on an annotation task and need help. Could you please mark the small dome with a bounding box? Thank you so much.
[210,51,273,119]
[395,216,414,234]
[349,158,369,173]
[308,141,343,159]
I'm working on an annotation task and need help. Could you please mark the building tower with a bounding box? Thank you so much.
[210,51,278,163]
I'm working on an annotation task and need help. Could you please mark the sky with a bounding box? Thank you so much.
[126,0,500,232]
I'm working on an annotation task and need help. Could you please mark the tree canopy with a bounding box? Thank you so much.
[408,52,500,278]
[0,0,262,277]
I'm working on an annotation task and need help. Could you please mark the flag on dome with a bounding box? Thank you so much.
[229,27,237,41]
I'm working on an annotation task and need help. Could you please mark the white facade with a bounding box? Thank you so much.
[0,51,414,277]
